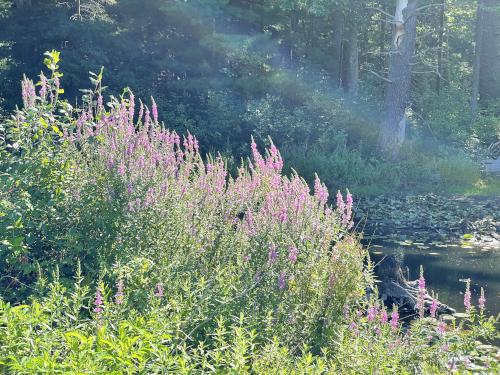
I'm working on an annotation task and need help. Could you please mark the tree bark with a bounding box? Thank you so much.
[436,0,446,94]
[76,0,82,21]
[479,0,500,102]
[376,255,455,316]
[378,0,418,159]
[344,16,359,99]
[331,10,345,88]
[471,0,485,118]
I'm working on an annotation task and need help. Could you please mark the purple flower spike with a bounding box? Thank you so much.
[463,279,472,313]
[94,288,103,314]
[268,244,278,266]
[430,298,438,318]
[380,310,388,324]
[437,319,446,336]
[288,246,298,264]
[478,288,486,310]
[390,308,399,331]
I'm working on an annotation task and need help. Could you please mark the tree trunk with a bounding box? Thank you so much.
[436,0,446,94]
[341,13,359,99]
[378,0,418,159]
[76,0,82,21]
[346,18,359,98]
[479,0,500,103]
[376,255,455,317]
[331,10,345,88]
[472,0,485,118]
[289,11,299,67]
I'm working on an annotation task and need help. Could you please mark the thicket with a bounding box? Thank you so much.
[0,53,498,374]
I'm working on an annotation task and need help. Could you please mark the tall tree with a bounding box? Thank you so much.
[479,0,500,102]
[436,0,446,94]
[378,0,419,158]
[342,14,359,98]
[331,9,344,88]
[471,0,485,118]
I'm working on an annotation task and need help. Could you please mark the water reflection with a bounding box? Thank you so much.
[369,244,500,317]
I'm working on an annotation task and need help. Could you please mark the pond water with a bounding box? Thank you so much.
[369,243,500,317]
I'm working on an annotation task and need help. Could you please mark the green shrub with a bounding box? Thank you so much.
[0,56,367,351]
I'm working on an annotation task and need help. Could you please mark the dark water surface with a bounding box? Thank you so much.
[369,243,500,317]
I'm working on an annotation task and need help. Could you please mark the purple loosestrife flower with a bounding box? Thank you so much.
[129,93,135,121]
[288,246,298,264]
[39,73,48,101]
[430,298,438,318]
[278,209,288,224]
[21,77,36,108]
[94,288,103,314]
[251,138,266,169]
[349,322,359,336]
[437,319,446,336]
[418,272,425,290]
[138,101,144,124]
[154,283,164,298]
[463,279,472,313]
[115,279,124,305]
[367,306,378,322]
[336,191,345,212]
[390,307,399,331]
[417,266,426,318]
[314,175,329,206]
[117,163,126,176]
[343,190,353,228]
[380,309,388,324]
[268,244,278,266]
[269,142,283,171]
[278,272,286,290]
[478,288,486,310]
[107,157,114,170]
[151,97,158,124]
[243,255,251,263]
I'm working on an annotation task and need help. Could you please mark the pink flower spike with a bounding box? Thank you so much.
[268,244,278,266]
[463,279,471,313]
[390,307,399,331]
[151,96,158,124]
[288,246,298,264]
[437,320,446,336]
[380,310,388,324]
[94,288,103,314]
[336,190,345,212]
[478,288,486,310]
[430,298,438,318]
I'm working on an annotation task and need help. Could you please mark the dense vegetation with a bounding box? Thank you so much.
[0,53,497,373]
[0,0,499,373]
[0,0,499,194]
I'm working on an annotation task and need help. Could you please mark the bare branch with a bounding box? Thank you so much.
[366,69,392,83]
